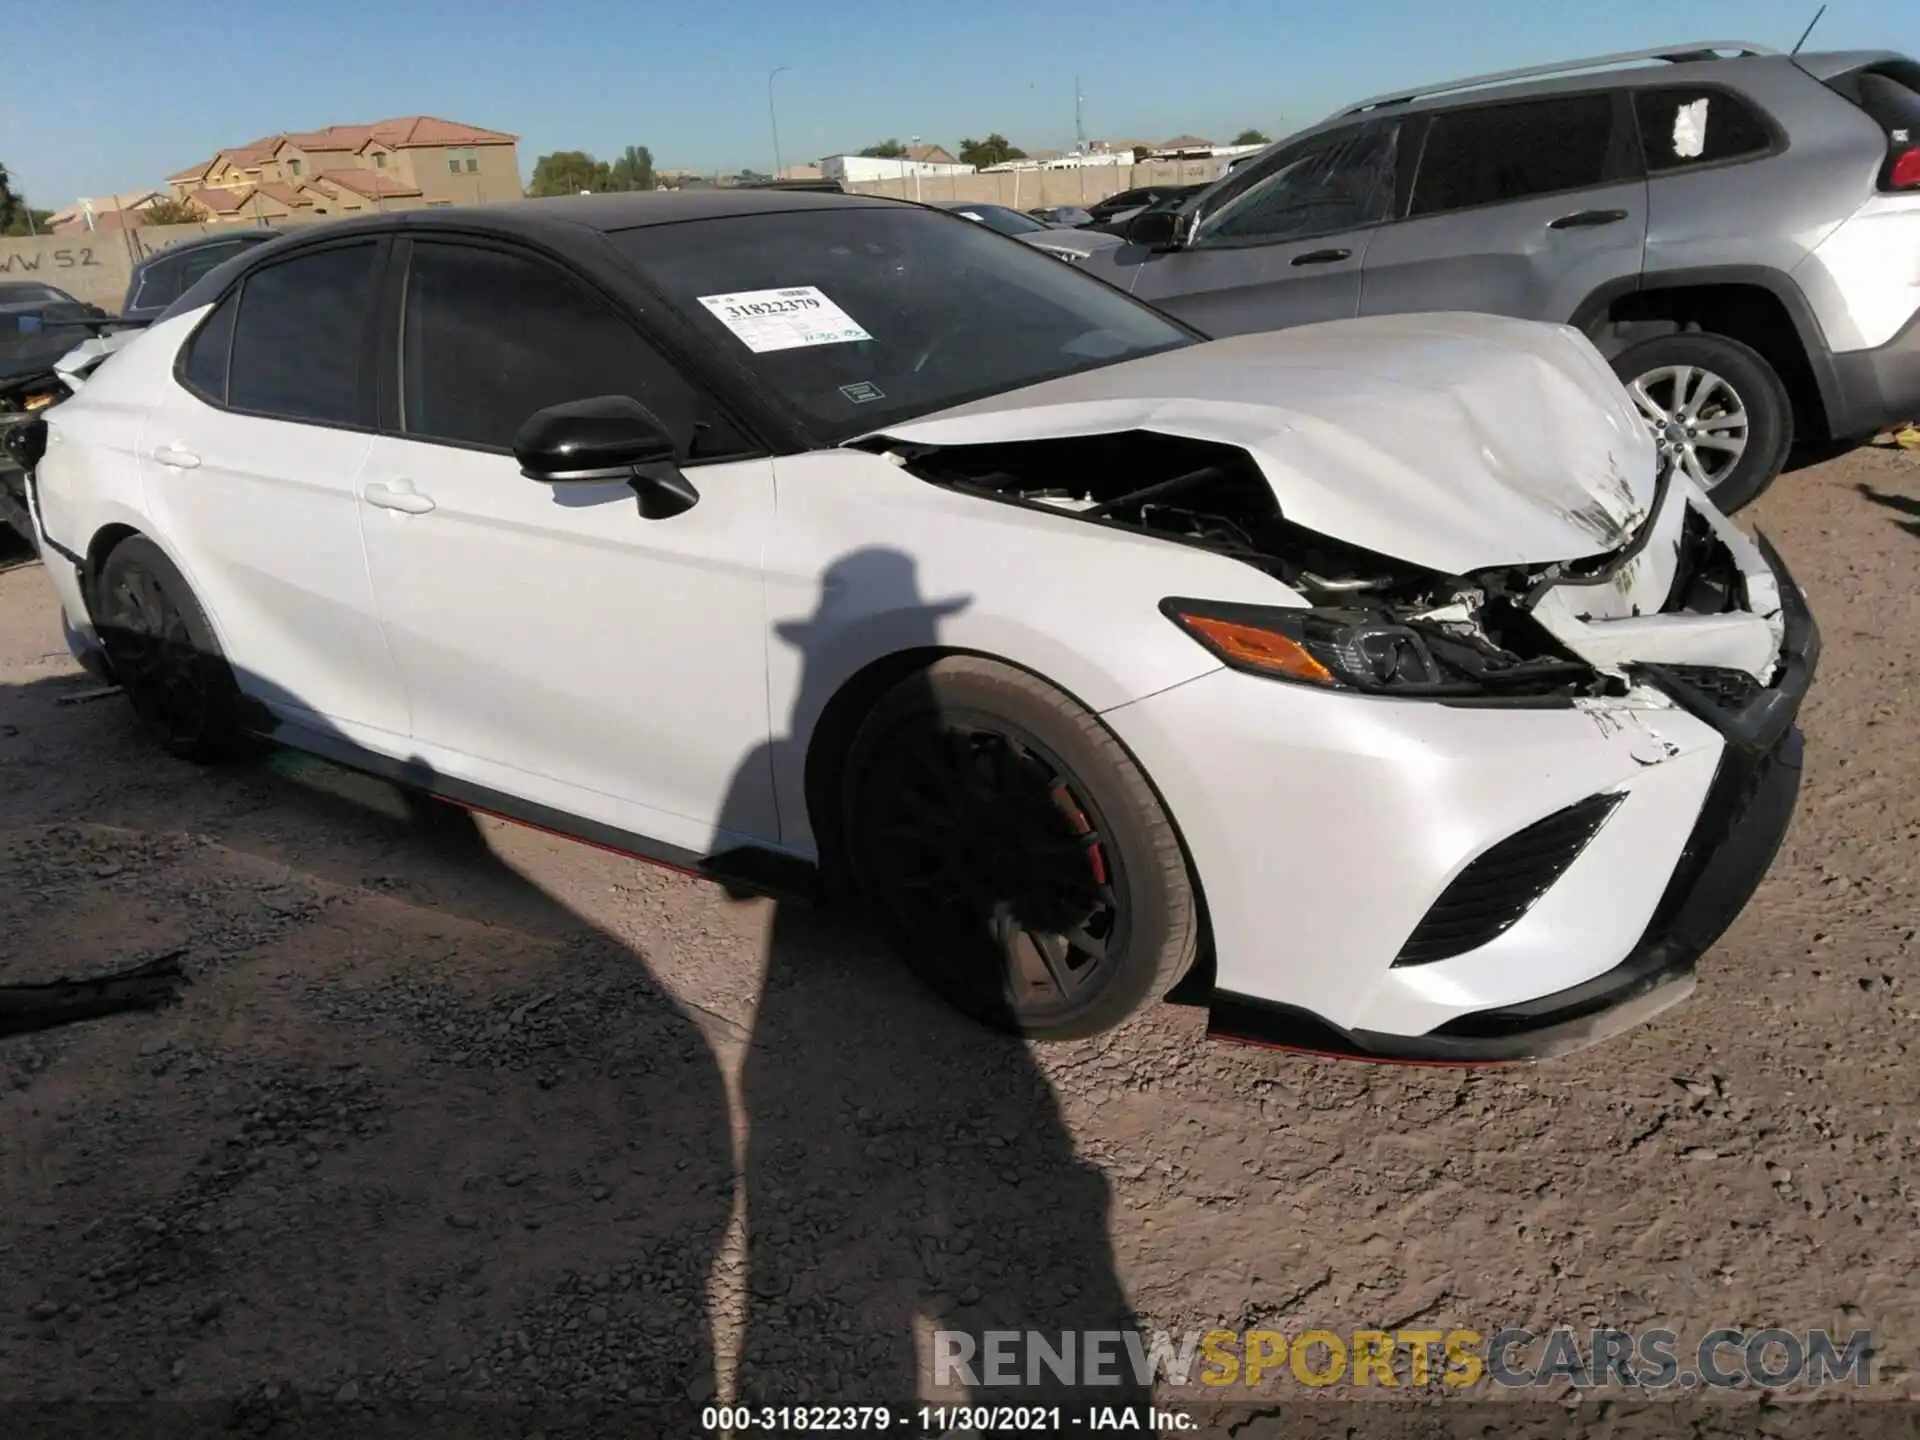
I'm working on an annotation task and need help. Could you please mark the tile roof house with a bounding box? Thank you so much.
[46,189,168,233]
[162,115,521,224]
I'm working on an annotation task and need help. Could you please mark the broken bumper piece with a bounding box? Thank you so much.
[1204,535,1817,1064]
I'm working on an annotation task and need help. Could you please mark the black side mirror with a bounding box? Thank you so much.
[1126,207,1187,251]
[512,394,699,520]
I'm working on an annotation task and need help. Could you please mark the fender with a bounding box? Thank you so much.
[1567,265,1843,432]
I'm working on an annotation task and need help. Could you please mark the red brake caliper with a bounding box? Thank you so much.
[1049,782,1108,885]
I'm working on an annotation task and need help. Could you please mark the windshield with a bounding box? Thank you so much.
[615,205,1194,441]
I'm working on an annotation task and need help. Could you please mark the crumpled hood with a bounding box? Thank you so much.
[874,312,1659,574]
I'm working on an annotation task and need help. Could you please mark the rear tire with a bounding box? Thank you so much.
[93,535,246,763]
[842,657,1198,1040]
[1611,331,1792,514]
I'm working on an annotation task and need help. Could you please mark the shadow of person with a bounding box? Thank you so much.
[719,549,1151,1428]
[1854,480,1920,539]
[0,669,733,1425]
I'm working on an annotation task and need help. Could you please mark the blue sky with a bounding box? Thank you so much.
[1,0,1898,207]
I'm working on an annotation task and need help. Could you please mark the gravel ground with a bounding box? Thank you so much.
[0,445,1916,1437]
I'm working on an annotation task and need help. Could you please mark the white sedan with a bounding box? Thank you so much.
[14,191,1817,1059]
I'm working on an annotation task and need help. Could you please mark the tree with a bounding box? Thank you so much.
[141,195,205,226]
[609,144,655,192]
[858,140,907,158]
[957,134,1027,169]
[1232,129,1271,146]
[528,150,613,197]
[0,162,54,235]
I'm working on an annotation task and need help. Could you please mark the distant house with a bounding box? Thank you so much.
[46,190,167,233]
[157,115,521,224]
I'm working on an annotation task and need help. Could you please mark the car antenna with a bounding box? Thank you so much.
[1789,3,1826,56]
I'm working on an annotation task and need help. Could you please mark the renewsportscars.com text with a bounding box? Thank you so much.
[933,1326,1874,1391]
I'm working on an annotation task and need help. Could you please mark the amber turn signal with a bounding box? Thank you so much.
[1173,612,1334,685]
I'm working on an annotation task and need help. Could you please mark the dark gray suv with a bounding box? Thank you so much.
[1082,41,1920,511]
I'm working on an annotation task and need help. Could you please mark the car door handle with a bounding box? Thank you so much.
[150,445,200,469]
[1291,248,1353,265]
[362,479,436,515]
[1548,209,1629,229]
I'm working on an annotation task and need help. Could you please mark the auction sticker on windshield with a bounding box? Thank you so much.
[696,286,872,353]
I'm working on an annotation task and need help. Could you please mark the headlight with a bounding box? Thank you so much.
[1164,599,1451,693]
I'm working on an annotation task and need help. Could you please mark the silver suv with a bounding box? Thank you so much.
[1082,41,1920,512]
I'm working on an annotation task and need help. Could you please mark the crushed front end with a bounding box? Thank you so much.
[1072,458,1818,1063]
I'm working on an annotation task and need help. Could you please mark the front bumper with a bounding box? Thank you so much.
[1102,534,1818,1064]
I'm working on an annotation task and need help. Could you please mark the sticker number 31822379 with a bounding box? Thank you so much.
[696,286,873,353]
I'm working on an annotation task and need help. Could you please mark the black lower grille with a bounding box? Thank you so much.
[1647,663,1762,712]
[1393,792,1624,967]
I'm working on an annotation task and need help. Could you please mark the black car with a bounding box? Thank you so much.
[1,282,128,537]
[1,282,105,382]
[121,228,281,320]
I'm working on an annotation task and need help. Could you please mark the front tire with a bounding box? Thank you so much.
[842,657,1198,1040]
[93,535,246,762]
[1611,332,1792,513]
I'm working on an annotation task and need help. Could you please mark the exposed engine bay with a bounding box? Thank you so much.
[870,429,1760,701]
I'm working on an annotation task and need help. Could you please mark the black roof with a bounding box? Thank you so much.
[136,227,280,261]
[160,188,919,323]
[457,189,897,233]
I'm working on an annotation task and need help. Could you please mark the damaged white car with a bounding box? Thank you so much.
[15,191,1817,1059]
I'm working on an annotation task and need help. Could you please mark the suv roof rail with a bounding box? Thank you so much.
[1332,40,1782,117]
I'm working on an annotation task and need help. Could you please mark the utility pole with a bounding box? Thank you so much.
[1074,75,1085,154]
[768,66,791,178]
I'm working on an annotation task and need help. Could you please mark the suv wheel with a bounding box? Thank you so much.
[1611,333,1792,514]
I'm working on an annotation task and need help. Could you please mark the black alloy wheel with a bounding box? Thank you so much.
[844,657,1198,1040]
[95,536,243,761]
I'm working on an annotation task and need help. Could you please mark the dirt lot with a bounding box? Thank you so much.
[1,447,1917,1436]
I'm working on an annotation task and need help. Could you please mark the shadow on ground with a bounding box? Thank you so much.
[1854,481,1920,540]
[0,558,1143,1426]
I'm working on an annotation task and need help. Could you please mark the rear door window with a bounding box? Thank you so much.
[1410,94,1616,215]
[177,294,239,403]
[128,255,187,313]
[176,242,246,290]
[227,242,379,426]
[1634,88,1774,171]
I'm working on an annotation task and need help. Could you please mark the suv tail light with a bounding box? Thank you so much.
[1890,145,1920,190]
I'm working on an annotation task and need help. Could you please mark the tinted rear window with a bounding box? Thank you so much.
[1411,94,1615,215]
[178,294,238,403]
[228,243,377,426]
